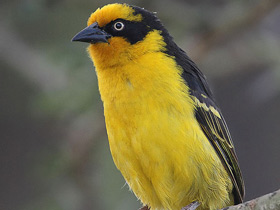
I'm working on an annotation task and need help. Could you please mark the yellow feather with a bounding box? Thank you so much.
[85,4,233,210]
[87,3,142,27]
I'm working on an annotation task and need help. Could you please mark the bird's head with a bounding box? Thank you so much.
[72,3,174,69]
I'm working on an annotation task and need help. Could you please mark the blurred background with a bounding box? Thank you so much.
[1,0,280,210]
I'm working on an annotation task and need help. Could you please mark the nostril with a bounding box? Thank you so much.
[90,22,99,28]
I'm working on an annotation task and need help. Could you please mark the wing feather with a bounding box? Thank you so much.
[162,36,245,203]
[191,90,245,204]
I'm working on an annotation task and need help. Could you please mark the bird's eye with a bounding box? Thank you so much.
[114,22,125,31]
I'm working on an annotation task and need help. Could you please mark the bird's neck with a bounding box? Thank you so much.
[94,51,195,120]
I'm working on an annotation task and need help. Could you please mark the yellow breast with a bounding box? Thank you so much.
[89,31,232,210]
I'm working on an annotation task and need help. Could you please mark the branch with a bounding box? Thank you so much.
[138,189,280,210]
[221,189,280,210]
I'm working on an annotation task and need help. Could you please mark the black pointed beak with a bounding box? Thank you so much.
[72,22,111,44]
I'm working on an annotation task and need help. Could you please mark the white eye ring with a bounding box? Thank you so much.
[114,22,125,31]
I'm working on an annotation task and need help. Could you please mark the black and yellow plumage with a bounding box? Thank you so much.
[163,27,245,204]
[72,3,245,210]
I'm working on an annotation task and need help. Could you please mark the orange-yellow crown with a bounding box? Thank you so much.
[87,3,142,27]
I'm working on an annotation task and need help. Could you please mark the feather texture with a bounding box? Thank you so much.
[75,3,245,210]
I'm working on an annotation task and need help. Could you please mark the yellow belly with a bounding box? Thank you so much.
[95,52,233,210]
[104,90,232,210]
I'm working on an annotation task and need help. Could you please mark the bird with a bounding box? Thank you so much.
[72,3,245,210]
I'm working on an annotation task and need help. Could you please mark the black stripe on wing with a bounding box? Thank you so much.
[191,90,245,204]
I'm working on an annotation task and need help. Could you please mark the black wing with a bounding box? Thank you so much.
[190,89,245,204]
[161,32,245,203]
[178,51,244,204]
